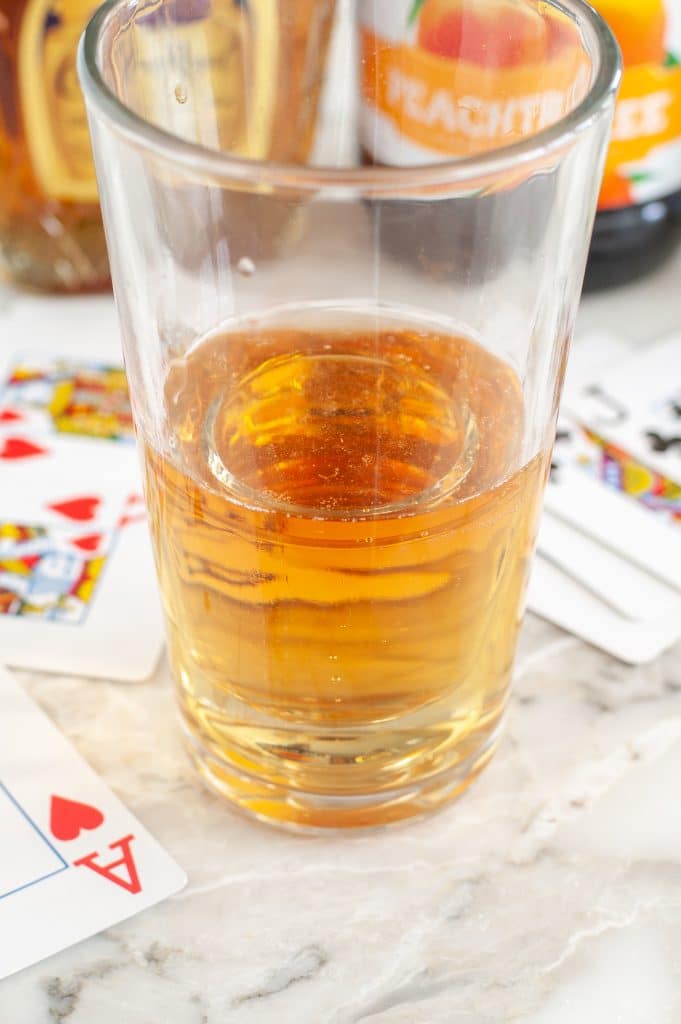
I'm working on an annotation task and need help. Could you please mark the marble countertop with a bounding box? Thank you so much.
[2,249,681,1023]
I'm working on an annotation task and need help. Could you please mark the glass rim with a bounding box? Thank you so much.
[78,0,621,192]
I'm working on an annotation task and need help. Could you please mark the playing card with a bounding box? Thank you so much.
[565,331,681,498]
[0,430,135,531]
[537,512,681,622]
[0,314,164,681]
[528,556,681,665]
[0,664,186,980]
[558,331,681,527]
[0,518,162,677]
[0,354,133,445]
[546,418,681,593]
[564,330,633,396]
[527,331,681,661]
[534,420,681,659]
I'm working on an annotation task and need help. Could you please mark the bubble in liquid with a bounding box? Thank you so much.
[174,84,188,104]
[237,257,256,277]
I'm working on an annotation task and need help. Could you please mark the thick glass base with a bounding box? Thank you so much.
[180,707,503,833]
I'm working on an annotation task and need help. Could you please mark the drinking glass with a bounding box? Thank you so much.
[79,0,620,830]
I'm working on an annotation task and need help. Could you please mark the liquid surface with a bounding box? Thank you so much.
[143,311,547,826]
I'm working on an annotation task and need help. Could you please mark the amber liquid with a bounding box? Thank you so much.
[143,307,548,829]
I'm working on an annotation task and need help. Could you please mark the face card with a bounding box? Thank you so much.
[0,518,162,679]
[0,665,186,981]
[561,332,680,521]
[546,418,681,594]
[569,423,681,521]
[0,354,134,444]
[0,333,163,681]
[0,520,116,624]
[528,331,681,661]
[0,428,136,531]
[565,331,681,494]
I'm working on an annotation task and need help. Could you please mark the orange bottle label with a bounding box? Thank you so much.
[359,1,590,165]
[593,0,681,209]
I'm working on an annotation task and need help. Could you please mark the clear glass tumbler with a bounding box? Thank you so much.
[79,0,619,830]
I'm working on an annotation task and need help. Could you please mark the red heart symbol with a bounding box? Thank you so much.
[72,533,103,552]
[50,795,105,841]
[0,437,48,460]
[0,409,23,423]
[49,496,101,522]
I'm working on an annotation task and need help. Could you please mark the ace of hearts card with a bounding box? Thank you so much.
[0,665,186,980]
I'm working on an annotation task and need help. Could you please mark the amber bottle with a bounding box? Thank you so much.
[0,0,112,291]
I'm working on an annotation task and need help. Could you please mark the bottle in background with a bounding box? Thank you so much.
[356,0,591,279]
[358,0,588,165]
[0,0,110,291]
[585,0,681,290]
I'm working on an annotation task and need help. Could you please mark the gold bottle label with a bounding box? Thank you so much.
[129,0,279,160]
[209,0,279,159]
[19,0,99,203]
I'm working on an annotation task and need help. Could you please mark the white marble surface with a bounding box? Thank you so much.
[1,249,681,1022]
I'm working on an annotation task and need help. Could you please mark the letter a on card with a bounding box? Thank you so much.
[74,834,142,894]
